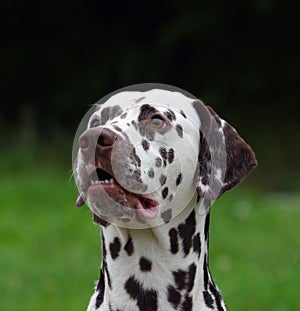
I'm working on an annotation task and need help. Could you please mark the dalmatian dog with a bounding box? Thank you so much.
[73,87,257,311]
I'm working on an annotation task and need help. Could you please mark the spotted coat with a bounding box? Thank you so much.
[73,89,257,311]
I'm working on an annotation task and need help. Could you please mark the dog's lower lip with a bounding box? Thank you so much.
[87,182,158,218]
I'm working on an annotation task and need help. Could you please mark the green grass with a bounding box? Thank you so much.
[1,166,299,310]
[0,168,99,311]
[210,190,300,311]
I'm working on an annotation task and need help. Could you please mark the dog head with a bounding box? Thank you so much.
[73,88,257,228]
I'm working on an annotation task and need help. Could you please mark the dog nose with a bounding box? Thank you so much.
[96,128,116,147]
[79,128,117,160]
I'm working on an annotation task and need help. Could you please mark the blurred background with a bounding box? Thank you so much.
[1,1,299,310]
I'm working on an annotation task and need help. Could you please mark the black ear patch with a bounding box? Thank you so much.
[193,101,257,200]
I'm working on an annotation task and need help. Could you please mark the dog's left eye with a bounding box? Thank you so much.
[90,118,101,128]
[150,116,166,129]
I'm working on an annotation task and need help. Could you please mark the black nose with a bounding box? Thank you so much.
[79,128,117,162]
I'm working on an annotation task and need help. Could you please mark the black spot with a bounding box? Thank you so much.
[148,168,154,178]
[176,173,182,186]
[169,228,179,254]
[203,255,209,290]
[178,210,196,257]
[173,269,187,290]
[142,139,150,151]
[133,169,142,183]
[193,233,201,258]
[176,124,183,138]
[198,132,211,188]
[167,285,181,308]
[203,291,214,308]
[139,256,152,272]
[161,209,172,223]
[169,194,174,201]
[159,147,168,166]
[131,148,141,167]
[124,276,158,311]
[200,130,204,143]
[137,122,156,140]
[131,120,138,130]
[187,264,197,292]
[180,110,187,118]
[124,236,134,256]
[120,112,128,119]
[159,174,167,186]
[100,107,110,124]
[155,157,162,167]
[100,105,123,124]
[103,261,112,289]
[101,232,107,260]
[113,125,122,132]
[162,187,169,199]
[95,269,105,308]
[135,96,146,103]
[109,237,121,260]
[209,282,225,311]
[167,148,175,163]
[204,212,210,241]
[138,104,158,121]
[164,109,176,121]
[110,105,123,119]
[181,295,193,311]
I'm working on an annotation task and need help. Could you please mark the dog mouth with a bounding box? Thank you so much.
[77,167,158,220]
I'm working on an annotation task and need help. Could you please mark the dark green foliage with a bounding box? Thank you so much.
[1,1,299,190]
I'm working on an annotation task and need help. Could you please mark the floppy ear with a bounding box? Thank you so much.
[193,101,257,200]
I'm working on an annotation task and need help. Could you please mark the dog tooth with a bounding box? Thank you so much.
[110,179,114,184]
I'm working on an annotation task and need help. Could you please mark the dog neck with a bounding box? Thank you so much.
[88,196,227,311]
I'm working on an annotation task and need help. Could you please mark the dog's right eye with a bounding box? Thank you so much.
[90,119,101,128]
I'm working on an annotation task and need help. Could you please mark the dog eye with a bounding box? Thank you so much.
[90,118,100,128]
[150,116,166,129]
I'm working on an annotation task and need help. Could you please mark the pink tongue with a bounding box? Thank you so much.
[88,183,158,219]
[135,200,158,219]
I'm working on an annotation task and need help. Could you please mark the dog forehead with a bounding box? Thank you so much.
[98,89,200,123]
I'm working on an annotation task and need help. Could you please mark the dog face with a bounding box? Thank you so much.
[73,88,257,228]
